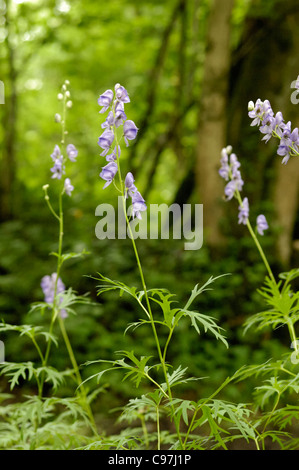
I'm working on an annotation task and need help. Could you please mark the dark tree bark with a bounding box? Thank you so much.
[195,0,235,246]
[1,0,17,221]
[228,0,299,267]
[128,0,185,176]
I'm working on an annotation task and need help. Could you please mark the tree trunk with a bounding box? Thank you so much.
[195,0,235,246]
[1,0,17,221]
[228,0,299,267]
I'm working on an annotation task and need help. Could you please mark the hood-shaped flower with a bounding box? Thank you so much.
[98,129,115,156]
[256,214,269,235]
[100,161,118,188]
[123,120,138,146]
[98,89,114,113]
[66,144,78,162]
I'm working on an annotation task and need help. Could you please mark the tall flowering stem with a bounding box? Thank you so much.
[98,84,183,448]
[219,146,275,283]
[40,81,97,434]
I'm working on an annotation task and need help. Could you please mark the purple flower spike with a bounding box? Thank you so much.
[41,273,67,318]
[98,129,115,156]
[66,144,78,162]
[238,197,249,225]
[123,120,138,146]
[256,214,269,236]
[131,191,147,220]
[100,161,118,188]
[64,178,74,196]
[114,84,130,103]
[98,89,114,113]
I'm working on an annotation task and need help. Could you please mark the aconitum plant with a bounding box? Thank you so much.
[81,84,252,451]
[0,81,98,448]
[219,77,299,450]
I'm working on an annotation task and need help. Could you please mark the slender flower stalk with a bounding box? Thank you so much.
[97,84,183,448]
[219,146,274,284]
[219,144,299,362]
[40,81,97,435]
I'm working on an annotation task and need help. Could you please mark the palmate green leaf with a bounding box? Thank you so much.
[254,375,299,408]
[50,249,90,263]
[267,405,299,431]
[166,365,201,389]
[58,288,95,316]
[0,321,58,346]
[279,268,299,283]
[0,395,91,450]
[193,404,229,449]
[0,361,64,390]
[208,400,255,441]
[149,291,179,329]
[118,391,163,424]
[0,362,36,389]
[179,309,228,347]
[246,275,299,333]
[167,398,197,426]
[184,274,231,311]
[93,273,138,299]
[83,352,156,389]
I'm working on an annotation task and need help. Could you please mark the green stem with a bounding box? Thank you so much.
[39,86,98,434]
[156,405,161,450]
[234,189,276,285]
[113,122,183,448]
[58,316,98,434]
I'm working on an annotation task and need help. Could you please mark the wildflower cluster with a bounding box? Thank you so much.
[97,84,146,219]
[248,79,299,165]
[50,80,77,196]
[219,146,268,235]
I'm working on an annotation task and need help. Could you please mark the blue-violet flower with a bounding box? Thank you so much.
[100,161,118,188]
[256,214,269,235]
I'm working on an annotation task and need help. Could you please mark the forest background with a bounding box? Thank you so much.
[1,0,299,423]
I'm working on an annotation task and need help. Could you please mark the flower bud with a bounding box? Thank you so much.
[248,101,254,111]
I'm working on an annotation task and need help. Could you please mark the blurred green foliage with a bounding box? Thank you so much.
[0,0,294,417]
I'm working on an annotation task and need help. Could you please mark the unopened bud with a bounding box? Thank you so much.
[248,100,254,111]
